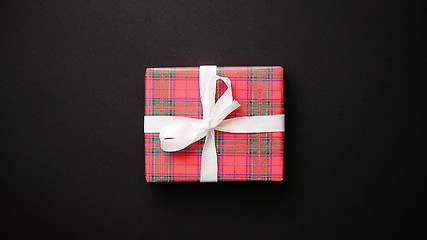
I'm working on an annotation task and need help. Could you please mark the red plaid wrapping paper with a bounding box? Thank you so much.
[144,66,285,182]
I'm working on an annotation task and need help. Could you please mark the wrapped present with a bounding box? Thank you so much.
[144,65,285,182]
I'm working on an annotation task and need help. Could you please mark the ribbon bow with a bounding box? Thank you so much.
[144,66,285,182]
[159,74,240,152]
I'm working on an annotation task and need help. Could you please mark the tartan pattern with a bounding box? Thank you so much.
[145,66,285,182]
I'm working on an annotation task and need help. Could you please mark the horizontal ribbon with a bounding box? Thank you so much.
[144,65,285,182]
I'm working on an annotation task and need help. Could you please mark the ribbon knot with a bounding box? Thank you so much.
[201,118,215,132]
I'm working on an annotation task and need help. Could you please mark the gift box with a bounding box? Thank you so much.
[144,66,285,182]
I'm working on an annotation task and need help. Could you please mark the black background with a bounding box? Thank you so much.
[2,0,425,239]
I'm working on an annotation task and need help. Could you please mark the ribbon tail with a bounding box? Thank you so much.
[200,130,218,182]
[215,114,285,133]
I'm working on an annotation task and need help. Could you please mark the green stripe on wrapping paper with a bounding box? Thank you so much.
[162,175,171,182]
[262,71,270,80]
[215,136,222,154]
[151,137,160,153]
[262,100,270,108]
[249,137,257,155]
[215,134,222,180]
[151,99,174,115]
[250,72,258,79]
[164,70,172,79]
[261,137,270,155]
[164,98,172,106]
[153,99,161,106]
[249,101,257,116]
[248,136,257,181]
[262,100,271,115]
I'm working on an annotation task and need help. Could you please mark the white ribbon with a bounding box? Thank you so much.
[144,65,285,182]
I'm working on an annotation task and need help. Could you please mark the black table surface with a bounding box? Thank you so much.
[2,1,425,239]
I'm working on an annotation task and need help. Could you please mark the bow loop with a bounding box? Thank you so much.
[159,122,207,152]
